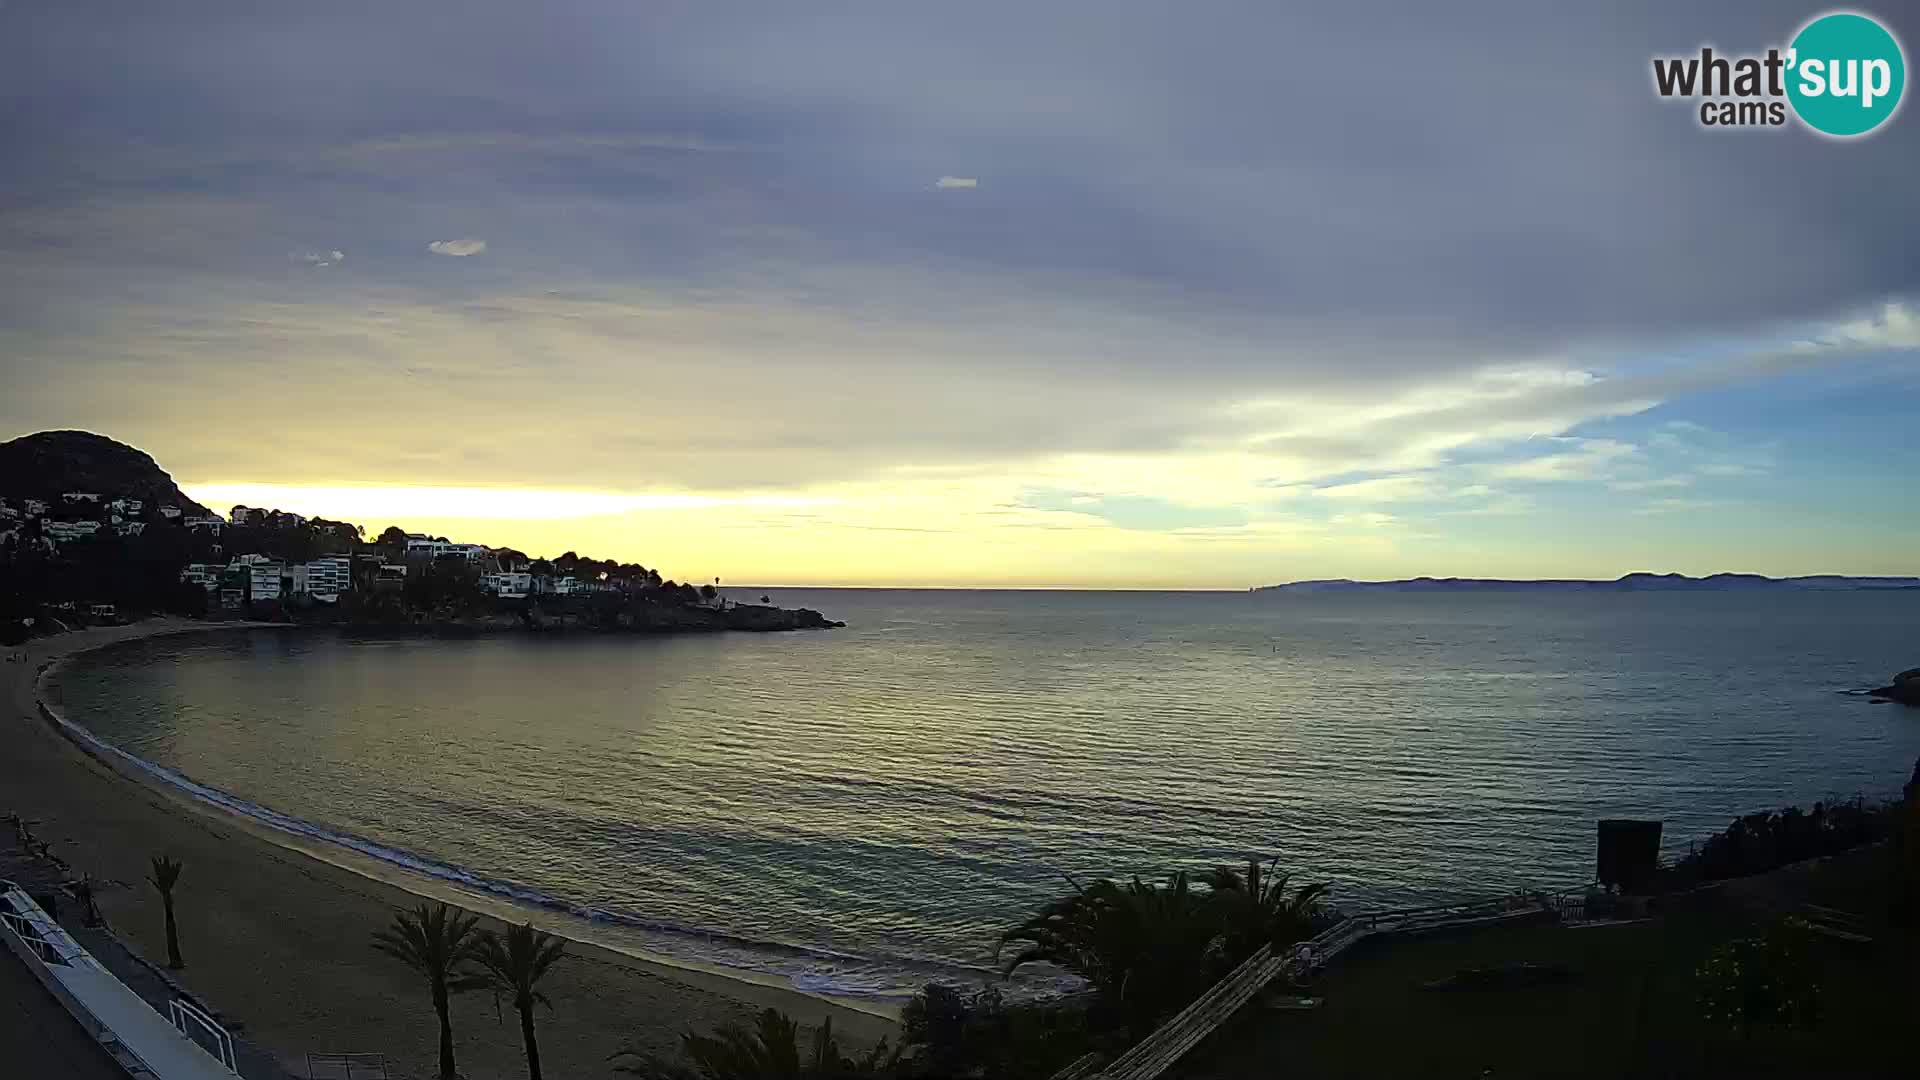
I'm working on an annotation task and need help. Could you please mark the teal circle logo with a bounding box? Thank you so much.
[1787,12,1906,137]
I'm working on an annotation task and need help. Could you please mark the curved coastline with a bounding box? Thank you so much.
[35,621,917,1017]
[41,635,939,1012]
[6,618,899,1078]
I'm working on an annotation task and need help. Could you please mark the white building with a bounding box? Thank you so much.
[233,556,286,602]
[229,506,259,525]
[44,520,102,543]
[62,492,101,505]
[181,564,224,591]
[480,571,533,598]
[23,498,48,516]
[115,521,146,537]
[0,505,18,521]
[108,498,144,515]
[300,556,353,600]
[157,506,182,519]
[185,516,225,534]
[406,538,490,561]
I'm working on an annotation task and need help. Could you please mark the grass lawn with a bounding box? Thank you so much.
[1182,845,1913,1079]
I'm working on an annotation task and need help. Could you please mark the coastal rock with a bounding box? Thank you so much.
[1867,668,1920,706]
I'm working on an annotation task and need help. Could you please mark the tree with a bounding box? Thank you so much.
[900,983,1091,1080]
[475,922,568,1080]
[611,1008,896,1079]
[1204,858,1330,963]
[999,872,1223,1035]
[147,855,185,968]
[371,903,488,1080]
[378,525,409,547]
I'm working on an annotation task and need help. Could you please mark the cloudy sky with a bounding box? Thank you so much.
[3,2,1916,586]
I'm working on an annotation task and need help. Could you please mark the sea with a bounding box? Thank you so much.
[47,589,1920,1005]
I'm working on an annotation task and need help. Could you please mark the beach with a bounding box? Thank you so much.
[2,619,897,1080]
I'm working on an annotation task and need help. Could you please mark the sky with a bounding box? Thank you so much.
[2,2,1917,588]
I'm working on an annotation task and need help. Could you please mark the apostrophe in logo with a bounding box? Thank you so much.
[1786,12,1905,136]
[1650,9,1905,138]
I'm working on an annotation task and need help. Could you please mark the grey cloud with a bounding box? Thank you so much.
[2,1,1917,497]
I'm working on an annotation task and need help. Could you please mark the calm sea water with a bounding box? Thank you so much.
[51,590,1920,1000]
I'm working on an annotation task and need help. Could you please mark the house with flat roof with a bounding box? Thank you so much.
[44,520,102,543]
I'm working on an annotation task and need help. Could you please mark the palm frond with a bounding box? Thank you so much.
[147,854,183,895]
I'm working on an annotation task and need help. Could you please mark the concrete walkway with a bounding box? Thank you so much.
[0,941,128,1080]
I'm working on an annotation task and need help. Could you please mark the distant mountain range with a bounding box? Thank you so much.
[1256,573,1920,593]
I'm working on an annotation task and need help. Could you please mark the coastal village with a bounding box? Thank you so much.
[1,490,724,619]
[0,430,844,634]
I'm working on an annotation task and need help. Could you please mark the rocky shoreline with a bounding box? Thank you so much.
[1866,668,1920,706]
[267,599,845,636]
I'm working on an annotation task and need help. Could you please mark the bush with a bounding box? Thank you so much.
[1696,922,1821,1036]
[900,984,1095,1079]
[1672,797,1893,883]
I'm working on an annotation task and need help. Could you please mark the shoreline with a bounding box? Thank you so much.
[4,619,898,1079]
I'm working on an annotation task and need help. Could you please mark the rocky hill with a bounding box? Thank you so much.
[0,430,211,516]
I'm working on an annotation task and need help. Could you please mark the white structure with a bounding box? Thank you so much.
[23,498,48,516]
[109,498,144,515]
[228,506,258,525]
[248,561,285,602]
[229,554,284,601]
[2,882,239,1079]
[158,505,183,519]
[180,564,224,591]
[0,504,18,521]
[301,556,352,600]
[480,571,532,598]
[62,491,101,504]
[184,516,225,534]
[44,520,102,543]
[116,521,147,537]
[406,537,490,561]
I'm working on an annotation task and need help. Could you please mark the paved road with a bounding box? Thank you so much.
[0,946,129,1080]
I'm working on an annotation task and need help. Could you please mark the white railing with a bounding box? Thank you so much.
[1065,890,1563,1080]
[170,998,239,1072]
[305,1051,390,1079]
[3,881,237,1079]
[1,884,95,968]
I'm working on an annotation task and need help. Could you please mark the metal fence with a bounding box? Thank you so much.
[1,883,91,967]
[305,1052,390,1079]
[169,997,239,1072]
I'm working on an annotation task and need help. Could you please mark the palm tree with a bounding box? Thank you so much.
[610,1009,897,1079]
[371,903,488,1080]
[147,855,185,968]
[999,872,1223,1034]
[475,922,567,1080]
[1204,858,1331,963]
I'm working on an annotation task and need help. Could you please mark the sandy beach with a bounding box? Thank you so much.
[2,619,897,1080]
